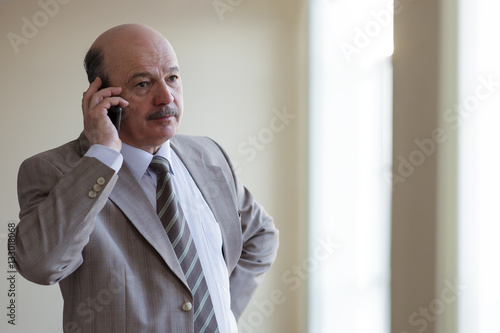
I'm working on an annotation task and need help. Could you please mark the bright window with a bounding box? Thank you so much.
[458,0,500,332]
[308,0,392,332]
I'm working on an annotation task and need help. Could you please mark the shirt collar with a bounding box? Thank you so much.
[120,141,172,182]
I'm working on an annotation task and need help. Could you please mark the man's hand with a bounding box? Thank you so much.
[82,77,129,152]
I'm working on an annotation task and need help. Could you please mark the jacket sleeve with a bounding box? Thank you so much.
[15,154,117,285]
[229,177,279,320]
[209,138,279,320]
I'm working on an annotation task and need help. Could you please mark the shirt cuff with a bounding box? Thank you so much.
[85,144,123,172]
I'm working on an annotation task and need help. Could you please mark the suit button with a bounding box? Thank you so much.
[93,184,102,192]
[97,177,106,185]
[181,302,192,312]
[88,190,97,199]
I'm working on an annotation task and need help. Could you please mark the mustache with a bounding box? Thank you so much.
[146,107,180,120]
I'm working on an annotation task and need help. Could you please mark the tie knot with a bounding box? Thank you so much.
[149,155,170,175]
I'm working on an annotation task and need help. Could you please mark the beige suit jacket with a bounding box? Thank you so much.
[14,133,279,333]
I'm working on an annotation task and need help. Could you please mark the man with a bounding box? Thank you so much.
[14,24,279,332]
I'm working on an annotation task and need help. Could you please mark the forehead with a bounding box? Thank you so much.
[105,37,179,80]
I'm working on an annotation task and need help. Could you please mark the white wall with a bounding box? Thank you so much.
[0,0,308,332]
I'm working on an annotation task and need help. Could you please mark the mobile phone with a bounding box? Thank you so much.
[100,78,122,131]
[108,105,122,131]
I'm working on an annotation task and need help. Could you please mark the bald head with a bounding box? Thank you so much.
[92,24,170,54]
[84,24,176,87]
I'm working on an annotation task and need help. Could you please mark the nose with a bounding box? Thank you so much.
[153,81,175,106]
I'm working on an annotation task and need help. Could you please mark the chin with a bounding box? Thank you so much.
[159,128,178,142]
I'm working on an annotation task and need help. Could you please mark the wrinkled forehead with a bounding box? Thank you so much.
[94,24,174,57]
[104,36,179,79]
[115,40,176,64]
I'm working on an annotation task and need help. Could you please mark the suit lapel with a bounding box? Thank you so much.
[108,163,189,288]
[77,134,187,288]
[170,137,240,270]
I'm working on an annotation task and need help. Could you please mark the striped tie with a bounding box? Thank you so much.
[150,155,219,333]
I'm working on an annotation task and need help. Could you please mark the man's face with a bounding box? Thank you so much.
[104,35,183,153]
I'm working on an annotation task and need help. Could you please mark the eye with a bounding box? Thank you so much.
[136,81,148,88]
[168,75,179,82]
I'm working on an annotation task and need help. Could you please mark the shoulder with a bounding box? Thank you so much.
[170,134,237,187]
[170,134,230,163]
[20,134,85,174]
[170,134,220,149]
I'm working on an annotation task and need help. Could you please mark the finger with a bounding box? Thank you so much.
[83,78,124,114]
[85,87,124,112]
[93,86,123,100]
[89,88,123,111]
[82,77,102,114]
[97,97,129,111]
